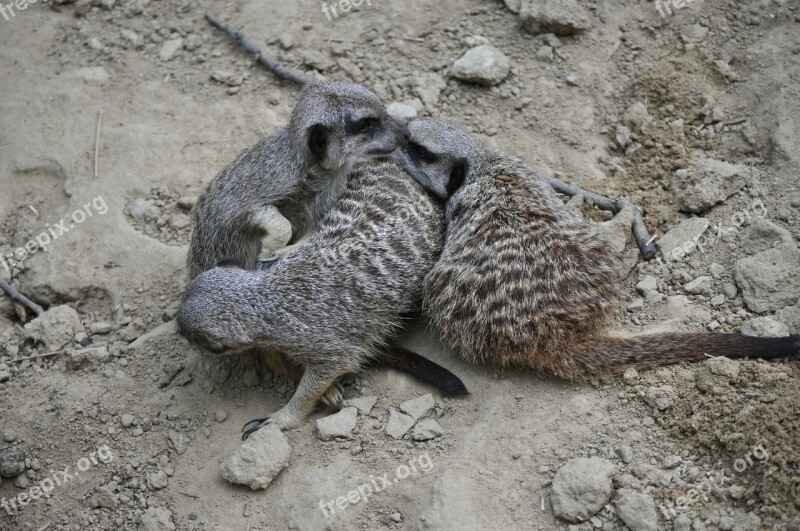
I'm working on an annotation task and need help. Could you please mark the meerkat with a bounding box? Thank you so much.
[186,80,407,280]
[392,119,799,379]
[177,158,466,436]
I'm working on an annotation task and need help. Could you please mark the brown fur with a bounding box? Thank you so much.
[395,119,799,380]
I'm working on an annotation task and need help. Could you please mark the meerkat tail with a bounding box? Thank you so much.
[544,333,800,381]
[375,347,469,396]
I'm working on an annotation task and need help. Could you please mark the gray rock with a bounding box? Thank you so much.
[138,507,175,531]
[411,418,444,441]
[775,303,800,334]
[615,446,634,464]
[520,0,592,35]
[684,276,713,295]
[385,408,416,439]
[220,425,290,490]
[89,322,113,335]
[741,219,795,254]
[550,457,615,523]
[741,317,790,338]
[411,73,447,107]
[73,66,110,83]
[177,196,197,210]
[723,283,738,299]
[502,0,521,13]
[121,413,135,427]
[66,346,110,370]
[673,514,692,531]
[657,217,710,260]
[316,407,357,441]
[0,448,25,478]
[24,305,83,351]
[704,356,740,379]
[168,430,187,455]
[645,385,674,410]
[623,102,653,132]
[89,487,119,509]
[341,395,377,415]
[451,45,510,86]
[672,158,753,213]
[159,38,183,61]
[386,102,417,123]
[615,125,631,148]
[681,23,708,44]
[734,242,800,312]
[399,394,435,420]
[146,470,168,490]
[636,275,658,295]
[614,489,657,531]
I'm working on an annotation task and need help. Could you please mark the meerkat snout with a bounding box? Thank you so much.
[394,119,474,202]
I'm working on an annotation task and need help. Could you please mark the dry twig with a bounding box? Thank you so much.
[547,177,658,260]
[0,278,44,316]
[205,12,311,85]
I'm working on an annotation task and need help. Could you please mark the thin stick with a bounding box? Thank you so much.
[94,111,103,178]
[547,176,658,260]
[178,490,200,499]
[205,12,311,85]
[0,278,44,316]
[11,351,63,363]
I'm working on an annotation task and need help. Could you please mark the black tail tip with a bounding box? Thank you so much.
[440,376,470,396]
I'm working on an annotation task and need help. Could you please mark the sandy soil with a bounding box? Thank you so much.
[0,0,798,530]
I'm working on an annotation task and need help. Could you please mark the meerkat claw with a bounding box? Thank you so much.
[319,382,345,409]
[242,415,271,434]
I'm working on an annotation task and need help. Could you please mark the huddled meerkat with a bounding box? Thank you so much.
[393,119,799,379]
[186,80,407,280]
[177,158,466,436]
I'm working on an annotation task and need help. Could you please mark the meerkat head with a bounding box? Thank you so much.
[393,119,491,201]
[176,261,257,355]
[290,81,407,177]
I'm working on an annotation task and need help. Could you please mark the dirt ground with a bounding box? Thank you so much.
[0,0,798,530]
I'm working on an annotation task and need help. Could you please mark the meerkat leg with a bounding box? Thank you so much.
[251,206,293,268]
[260,232,314,268]
[242,363,355,437]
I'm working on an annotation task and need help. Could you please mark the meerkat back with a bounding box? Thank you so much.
[393,119,619,367]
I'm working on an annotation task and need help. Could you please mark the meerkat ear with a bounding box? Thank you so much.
[307,124,329,160]
[446,159,468,197]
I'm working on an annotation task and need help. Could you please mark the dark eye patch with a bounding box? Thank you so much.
[356,117,380,133]
[407,141,438,163]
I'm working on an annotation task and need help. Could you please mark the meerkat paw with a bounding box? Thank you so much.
[319,382,345,409]
[241,408,303,439]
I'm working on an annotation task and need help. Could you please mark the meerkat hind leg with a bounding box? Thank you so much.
[242,363,355,438]
[253,205,293,268]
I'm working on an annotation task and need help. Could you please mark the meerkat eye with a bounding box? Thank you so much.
[407,142,437,163]
[356,117,380,133]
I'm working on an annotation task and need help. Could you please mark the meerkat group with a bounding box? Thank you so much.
[179,83,798,436]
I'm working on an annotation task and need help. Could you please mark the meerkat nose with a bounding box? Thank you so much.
[402,126,412,141]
